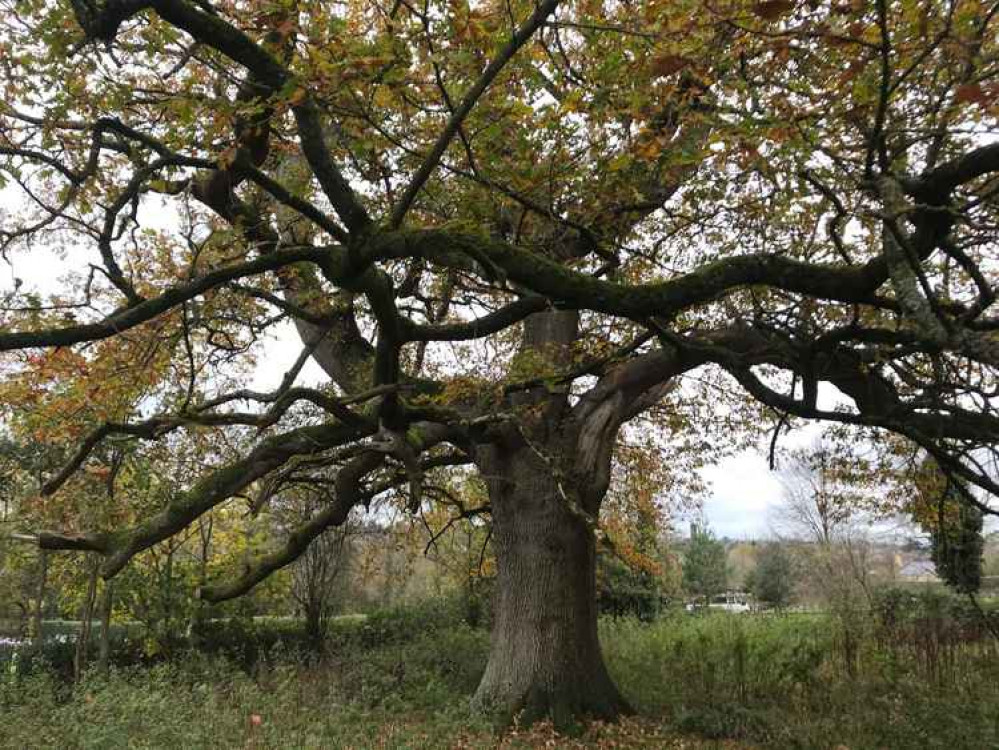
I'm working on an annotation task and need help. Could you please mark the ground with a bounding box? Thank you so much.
[1,599,996,749]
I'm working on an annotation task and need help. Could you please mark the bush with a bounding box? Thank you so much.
[2,600,997,748]
[332,594,481,651]
[597,556,662,621]
[193,615,311,668]
[0,619,492,749]
[601,608,999,747]
[0,621,149,680]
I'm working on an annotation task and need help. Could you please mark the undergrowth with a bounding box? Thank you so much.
[1,590,996,749]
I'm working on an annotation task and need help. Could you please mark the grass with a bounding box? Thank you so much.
[0,626,734,750]
[1,595,997,749]
[604,610,999,749]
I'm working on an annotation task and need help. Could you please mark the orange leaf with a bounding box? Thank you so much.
[955,83,990,106]
[651,53,688,77]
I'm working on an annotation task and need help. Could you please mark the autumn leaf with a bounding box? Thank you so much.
[753,1,796,20]
[954,83,992,106]
[84,465,112,479]
[275,18,298,37]
[651,53,688,77]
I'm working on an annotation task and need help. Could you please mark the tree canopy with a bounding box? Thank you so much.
[2,0,999,724]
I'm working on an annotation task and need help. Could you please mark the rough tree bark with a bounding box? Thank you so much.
[473,446,629,726]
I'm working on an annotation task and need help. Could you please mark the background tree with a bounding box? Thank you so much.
[287,506,356,651]
[984,533,999,580]
[777,441,859,546]
[773,438,883,672]
[2,0,999,726]
[911,460,985,595]
[0,437,37,634]
[597,555,665,620]
[597,441,681,619]
[931,499,984,595]
[682,522,728,604]
[746,541,796,611]
[418,475,496,627]
[774,438,881,603]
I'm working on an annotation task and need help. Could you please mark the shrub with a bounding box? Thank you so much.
[2,600,997,748]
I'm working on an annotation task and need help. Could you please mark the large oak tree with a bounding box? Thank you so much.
[2,0,999,725]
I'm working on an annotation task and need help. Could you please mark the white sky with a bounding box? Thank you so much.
[697,400,835,539]
[2,190,992,541]
[2,241,794,537]
[700,452,786,539]
[248,316,806,539]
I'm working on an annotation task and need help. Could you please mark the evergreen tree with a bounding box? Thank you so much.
[931,483,984,595]
[748,542,796,610]
[682,523,727,603]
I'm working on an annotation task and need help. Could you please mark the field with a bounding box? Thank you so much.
[1,594,997,750]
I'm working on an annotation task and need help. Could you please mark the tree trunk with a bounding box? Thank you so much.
[32,549,48,649]
[96,580,113,675]
[304,598,325,654]
[74,556,99,681]
[472,446,630,728]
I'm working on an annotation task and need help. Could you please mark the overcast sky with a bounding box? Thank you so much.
[2,195,990,542]
[699,452,785,539]
[0,234,859,541]
[249,314,809,540]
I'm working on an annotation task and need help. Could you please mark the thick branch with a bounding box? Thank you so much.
[677,326,999,443]
[0,245,332,351]
[404,296,548,341]
[34,420,372,576]
[366,229,905,319]
[198,451,385,601]
[904,142,999,201]
[199,429,468,600]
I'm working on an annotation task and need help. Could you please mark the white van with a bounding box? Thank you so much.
[706,592,752,613]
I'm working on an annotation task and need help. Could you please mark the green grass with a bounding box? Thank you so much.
[1,601,997,749]
[604,611,999,749]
